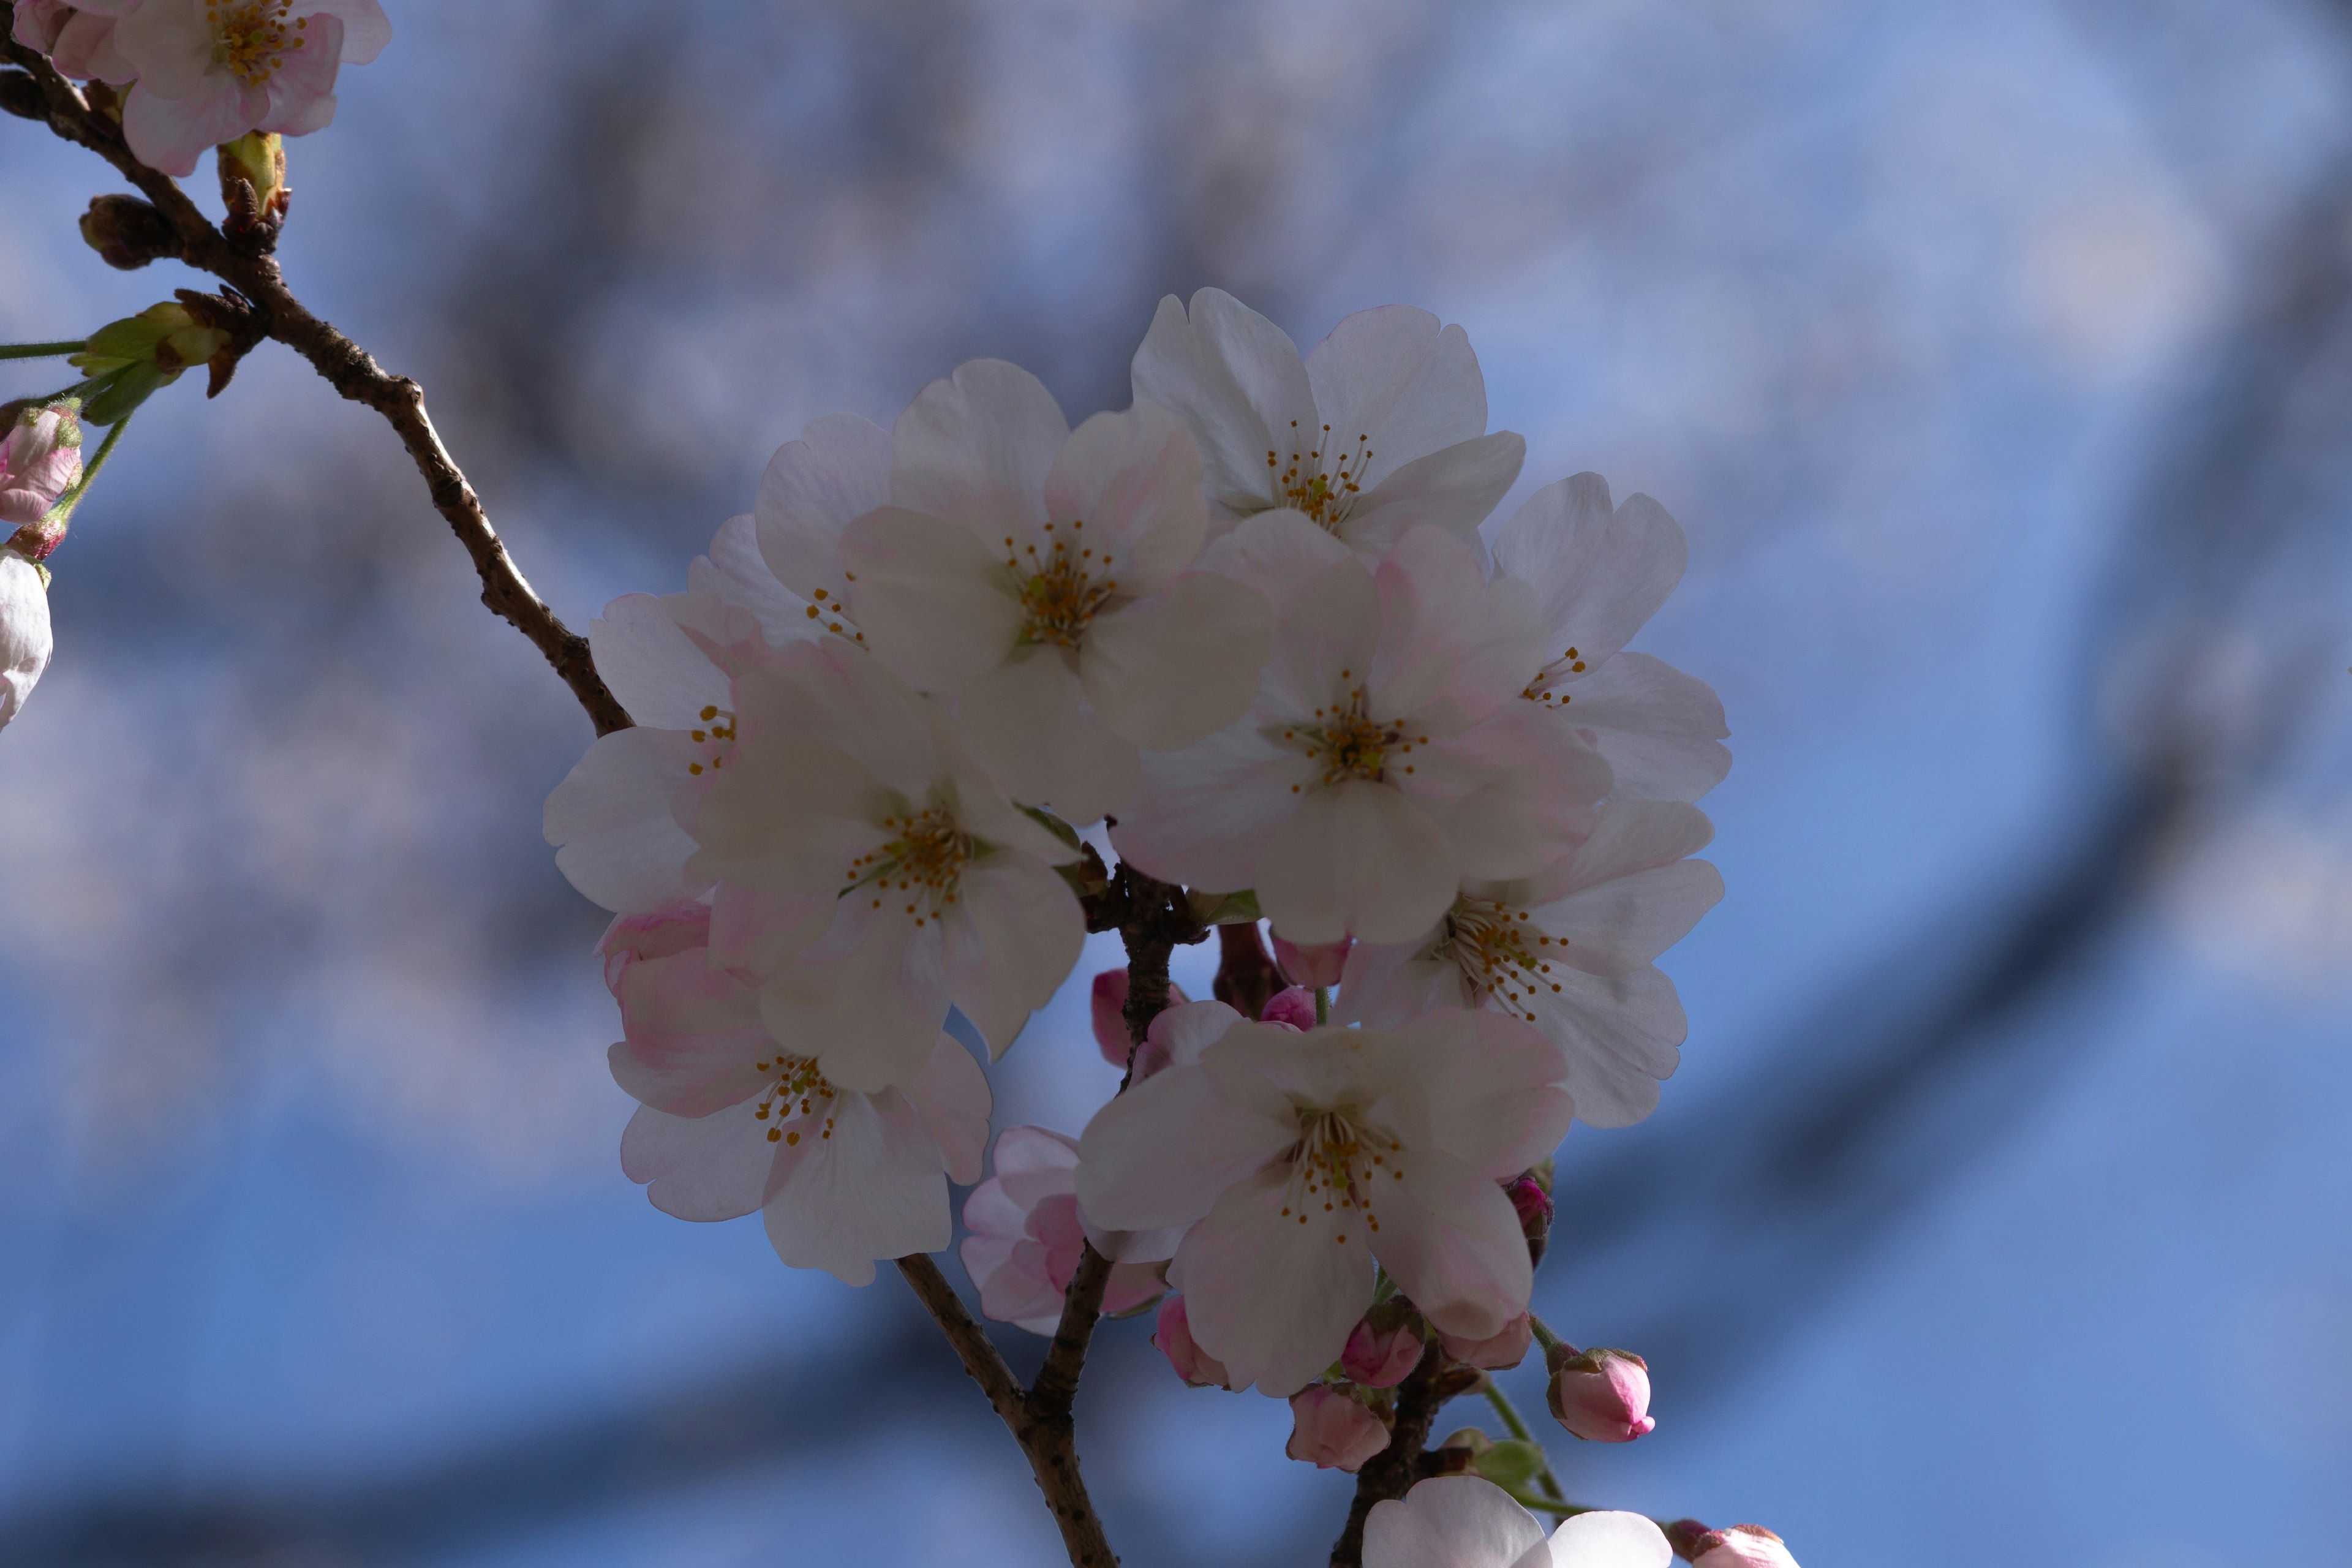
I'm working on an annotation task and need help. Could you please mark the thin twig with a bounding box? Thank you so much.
[1329,1342,1452,1566]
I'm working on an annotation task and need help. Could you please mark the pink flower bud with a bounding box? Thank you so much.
[1438,1313,1532,1371]
[1506,1173,1553,1257]
[1260,985,1317,1031]
[1284,1384,1392,1472]
[1090,966,1188,1067]
[1341,1321,1425,1388]
[1667,1523,1801,1568]
[0,404,83,529]
[596,903,714,995]
[1152,1294,1231,1389]
[1271,930,1352,987]
[1546,1345,1655,1442]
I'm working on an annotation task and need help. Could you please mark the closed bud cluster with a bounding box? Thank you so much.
[1506,1170,1553,1264]
[68,302,224,423]
[1284,1382,1392,1472]
[0,402,83,537]
[1546,1344,1655,1442]
[218,132,291,236]
[79,194,179,271]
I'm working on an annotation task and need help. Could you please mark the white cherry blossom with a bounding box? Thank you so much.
[601,904,990,1286]
[113,0,391,177]
[684,635,1085,1092]
[1,548,53,733]
[1338,799,1722,1128]
[1112,514,1612,944]
[959,1125,1171,1334]
[1491,473,1729,802]
[1131,288,1525,553]
[1365,1478,1672,1568]
[1075,1009,1574,1395]
[841,361,1273,823]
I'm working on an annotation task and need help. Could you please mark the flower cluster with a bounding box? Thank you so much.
[0,401,84,731]
[10,0,389,176]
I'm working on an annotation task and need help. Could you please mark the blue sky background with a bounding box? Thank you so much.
[2,2,2348,1564]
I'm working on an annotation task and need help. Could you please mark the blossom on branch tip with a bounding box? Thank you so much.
[1131,288,1525,554]
[1286,1383,1391,1471]
[959,1125,1170,1336]
[10,0,136,83]
[839,363,1273,824]
[1074,1008,1575,1395]
[1113,516,1611,945]
[0,546,53,732]
[1363,1477,1670,1568]
[112,0,391,178]
[600,903,990,1285]
[1545,1345,1654,1443]
[0,403,83,530]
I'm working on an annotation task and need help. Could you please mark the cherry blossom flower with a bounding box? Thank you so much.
[959,1125,1170,1335]
[1089,966,1190,1068]
[1363,1477,1671,1568]
[544,514,827,922]
[1668,1524,1802,1568]
[1261,986,1317,1031]
[840,363,1273,823]
[1273,930,1352,987]
[1286,1384,1391,1471]
[1075,1009,1575,1395]
[1546,1346,1655,1443]
[1491,473,1729,803]
[1152,1294,1231,1389]
[684,635,1085,1091]
[1342,1320,1426,1387]
[10,0,135,82]
[600,904,989,1284]
[1439,1313,1532,1371]
[752,410,891,646]
[1131,288,1525,554]
[0,403,83,529]
[0,546,53,732]
[1336,799,1722,1127]
[112,0,392,178]
[1114,515,1612,944]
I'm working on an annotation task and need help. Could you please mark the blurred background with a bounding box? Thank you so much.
[4,0,2350,1562]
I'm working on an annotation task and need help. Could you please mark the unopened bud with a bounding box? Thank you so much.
[1505,1172,1553,1264]
[68,302,228,423]
[1427,1426,1491,1474]
[1438,1313,1532,1371]
[1261,984,1317,1031]
[1093,967,1191,1072]
[1545,1344,1654,1442]
[216,131,289,235]
[1664,1521,1800,1567]
[1152,1294,1231,1389]
[1340,1320,1424,1388]
[0,401,84,530]
[1284,1384,1391,1472]
[1271,930,1351,987]
[80,195,179,271]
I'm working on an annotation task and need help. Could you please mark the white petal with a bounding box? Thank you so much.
[545,728,704,914]
[690,513,820,648]
[1548,1512,1672,1568]
[1169,1160,1374,1395]
[906,1033,993,1185]
[1079,573,1273,749]
[761,908,944,1094]
[1363,1477,1550,1568]
[1492,473,1686,670]
[1372,1147,1534,1341]
[1340,431,1525,553]
[1387,1010,1577,1175]
[756,411,892,611]
[1197,507,1355,608]
[1528,965,1686,1129]
[1130,289,1319,517]
[944,850,1087,1055]
[588,594,729,730]
[620,1099,775,1223]
[840,507,1025,695]
[1044,401,1208,595]
[1074,1062,1295,1232]
[1548,652,1731,802]
[1405,707,1610,883]
[1332,940,1468,1028]
[959,649,1139,823]
[1254,781,1459,946]
[1305,306,1489,490]
[762,1089,951,1285]
[1537,860,1722,976]
[1115,718,1313,894]
[890,359,1067,542]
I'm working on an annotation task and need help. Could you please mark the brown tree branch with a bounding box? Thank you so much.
[0,26,630,735]
[1329,1348,1455,1566]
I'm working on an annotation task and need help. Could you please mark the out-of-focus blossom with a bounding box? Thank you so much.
[1260,984,1317,1030]
[1440,1313,1532,1371]
[1492,473,1730,802]
[1666,1524,1801,1568]
[840,364,1272,824]
[1286,1383,1392,1471]
[1089,965,1189,1068]
[112,0,391,177]
[1076,1009,1574,1394]
[1273,929,1352,986]
[545,515,826,919]
[10,0,135,83]
[1364,1477,1670,1568]
[0,403,83,529]
[1151,1294,1231,1389]
[752,412,890,644]
[0,547,53,731]
[686,636,1084,1091]
[1546,1345,1655,1443]
[598,904,990,1284]
[1342,1320,1425,1387]
[1338,799,1721,1126]
[1131,289,1525,554]
[959,1125,1169,1335]
[1115,516,1610,944]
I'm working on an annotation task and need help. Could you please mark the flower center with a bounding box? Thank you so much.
[1434,897,1566,1023]
[1006,519,1117,647]
[841,806,974,927]
[1267,421,1373,533]
[1521,644,1590,709]
[749,1053,839,1146]
[1280,1108,1404,1246]
[684,704,736,778]
[1283,684,1425,788]
[206,0,309,88]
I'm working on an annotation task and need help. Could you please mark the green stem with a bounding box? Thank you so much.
[1528,1312,1568,1355]
[45,412,131,526]
[1482,1380,1566,1501]
[1315,986,1330,1025]
[0,341,88,362]
[1500,1487,1592,1517]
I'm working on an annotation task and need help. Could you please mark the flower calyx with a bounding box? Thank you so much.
[217,131,290,245]
[68,290,266,420]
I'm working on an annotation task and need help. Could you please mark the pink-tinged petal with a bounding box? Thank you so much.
[1553,799,1715,891]
[1343,1321,1427,1388]
[1438,1314,1532,1371]
[959,647,1137,823]
[1537,859,1722,977]
[1493,473,1686,673]
[690,513,819,648]
[50,13,135,83]
[1130,289,1320,519]
[254,10,341,136]
[588,593,729,729]
[1260,987,1317,1030]
[1102,1259,1171,1316]
[1152,1294,1232,1388]
[1091,968,1131,1066]
[620,1099,775,1223]
[1371,1149,1534,1342]
[1253,780,1458,946]
[1406,708,1609,882]
[1169,1161,1373,1395]
[762,1089,949,1285]
[945,850,1085,1056]
[1262,550,1382,718]
[1286,1384,1392,1471]
[1385,1011,1574,1175]
[1079,571,1272,748]
[1685,1526,1800,1568]
[1547,651,1730,803]
[1115,717,1310,894]
[706,882,833,973]
[1547,1347,1655,1444]
[1373,526,1547,721]
[756,412,892,612]
[10,0,69,51]
[309,0,390,62]
[1134,998,1241,1077]
[905,1033,992,1185]
[1362,1477,1550,1568]
[1197,507,1354,608]
[544,726,706,914]
[113,0,218,97]
[960,1230,1063,1335]
[1530,965,1687,1131]
[840,506,1025,694]
[889,358,1067,541]
[1074,1062,1294,1232]
[120,79,251,177]
[1043,401,1207,594]
[1549,1511,1673,1568]
[1332,940,1469,1028]
[1273,932,1352,988]
[760,907,943,1094]
[1340,431,1525,553]
[1304,305,1489,491]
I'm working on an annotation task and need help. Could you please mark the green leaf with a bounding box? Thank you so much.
[74,361,173,426]
[1186,888,1261,925]
[1019,805,1082,853]
[1472,1439,1547,1490]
